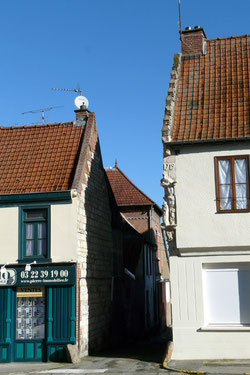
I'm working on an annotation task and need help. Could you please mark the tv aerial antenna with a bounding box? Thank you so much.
[52,87,89,109]
[178,0,182,40]
[22,106,63,125]
[52,87,83,96]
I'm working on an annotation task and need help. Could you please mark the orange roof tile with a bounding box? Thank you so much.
[172,34,250,142]
[105,166,156,207]
[0,122,85,194]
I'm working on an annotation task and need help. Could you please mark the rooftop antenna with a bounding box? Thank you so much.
[22,106,63,125]
[52,87,89,110]
[178,0,182,40]
[52,87,83,96]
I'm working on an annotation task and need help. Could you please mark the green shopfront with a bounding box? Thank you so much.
[0,263,76,362]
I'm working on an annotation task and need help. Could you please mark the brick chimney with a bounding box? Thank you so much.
[74,104,90,126]
[181,26,207,55]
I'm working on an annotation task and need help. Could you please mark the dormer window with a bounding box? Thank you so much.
[215,156,250,212]
[19,206,51,262]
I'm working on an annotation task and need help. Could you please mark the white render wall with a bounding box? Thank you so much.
[0,201,78,264]
[171,254,250,360]
[51,200,78,262]
[0,207,18,263]
[175,142,250,252]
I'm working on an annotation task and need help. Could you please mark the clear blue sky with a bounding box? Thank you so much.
[0,0,249,206]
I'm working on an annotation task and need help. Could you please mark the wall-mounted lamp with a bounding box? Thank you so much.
[25,261,37,272]
[1,263,9,272]
[124,267,136,280]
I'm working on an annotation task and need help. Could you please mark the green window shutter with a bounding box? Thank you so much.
[0,288,8,342]
[0,288,13,362]
[0,288,13,344]
[70,285,76,342]
[47,286,76,343]
[5,289,12,343]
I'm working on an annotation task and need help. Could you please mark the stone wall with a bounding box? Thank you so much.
[161,53,181,256]
[75,114,115,356]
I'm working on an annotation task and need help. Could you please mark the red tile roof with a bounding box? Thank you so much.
[105,166,155,207]
[172,34,250,142]
[0,122,85,194]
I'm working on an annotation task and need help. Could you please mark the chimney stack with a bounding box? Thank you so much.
[181,26,207,55]
[74,104,90,126]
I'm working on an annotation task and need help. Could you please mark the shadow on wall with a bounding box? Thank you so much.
[238,269,250,324]
[84,141,124,354]
[83,144,167,354]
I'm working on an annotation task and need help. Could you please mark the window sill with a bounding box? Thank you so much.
[216,210,250,214]
[18,258,52,264]
[199,325,250,332]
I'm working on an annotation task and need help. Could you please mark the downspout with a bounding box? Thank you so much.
[149,205,154,244]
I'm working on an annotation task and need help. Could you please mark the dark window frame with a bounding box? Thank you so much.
[215,155,250,213]
[18,205,51,263]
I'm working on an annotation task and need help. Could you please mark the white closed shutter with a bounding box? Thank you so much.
[203,265,250,325]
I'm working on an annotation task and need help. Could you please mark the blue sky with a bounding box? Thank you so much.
[0,0,249,206]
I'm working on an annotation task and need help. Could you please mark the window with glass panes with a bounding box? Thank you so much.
[16,287,45,340]
[20,207,50,260]
[215,156,250,212]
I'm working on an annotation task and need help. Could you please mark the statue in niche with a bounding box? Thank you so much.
[166,230,174,242]
[162,200,169,226]
[166,183,176,225]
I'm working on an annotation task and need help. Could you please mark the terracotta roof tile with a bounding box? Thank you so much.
[0,122,85,194]
[172,34,250,142]
[105,166,155,207]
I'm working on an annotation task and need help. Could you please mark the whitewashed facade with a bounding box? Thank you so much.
[162,28,250,360]
[167,143,250,359]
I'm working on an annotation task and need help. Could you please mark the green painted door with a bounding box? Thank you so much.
[14,287,46,361]
[0,288,13,362]
[46,285,76,362]
[0,285,76,362]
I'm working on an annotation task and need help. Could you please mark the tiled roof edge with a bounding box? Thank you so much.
[71,112,96,192]
[167,136,250,146]
[207,34,249,42]
[120,212,143,236]
[112,166,158,207]
[162,53,181,143]
[0,121,74,130]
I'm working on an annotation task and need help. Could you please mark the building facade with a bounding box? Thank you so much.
[162,28,250,359]
[0,106,120,362]
[106,164,170,335]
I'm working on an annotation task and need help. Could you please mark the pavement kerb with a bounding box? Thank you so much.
[162,361,250,375]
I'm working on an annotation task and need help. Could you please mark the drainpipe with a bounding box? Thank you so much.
[149,205,154,243]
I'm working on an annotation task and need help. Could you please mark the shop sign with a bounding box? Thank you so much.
[17,286,45,297]
[0,265,76,286]
[0,268,17,285]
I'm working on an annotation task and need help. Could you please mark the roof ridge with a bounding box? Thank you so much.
[0,121,74,130]
[207,34,249,42]
[115,166,155,206]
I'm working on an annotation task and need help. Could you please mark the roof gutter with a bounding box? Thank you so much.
[0,190,72,205]
[119,202,162,215]
[166,136,250,147]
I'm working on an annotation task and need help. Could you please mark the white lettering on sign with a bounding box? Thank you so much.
[0,269,17,285]
[20,269,69,280]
